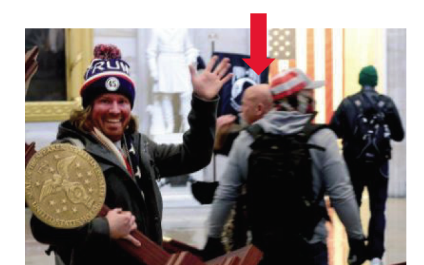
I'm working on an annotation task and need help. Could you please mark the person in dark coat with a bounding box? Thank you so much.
[330,65,404,265]
[30,44,233,265]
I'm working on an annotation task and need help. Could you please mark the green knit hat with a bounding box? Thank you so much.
[359,65,378,87]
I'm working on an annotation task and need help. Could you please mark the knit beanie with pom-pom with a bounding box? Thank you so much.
[80,44,136,109]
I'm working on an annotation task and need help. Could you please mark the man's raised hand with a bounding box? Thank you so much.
[190,56,233,100]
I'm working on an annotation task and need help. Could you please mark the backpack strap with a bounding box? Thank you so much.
[302,123,328,139]
[302,123,328,151]
[354,92,386,115]
[361,92,380,113]
[364,93,390,119]
[347,94,365,114]
[246,123,265,140]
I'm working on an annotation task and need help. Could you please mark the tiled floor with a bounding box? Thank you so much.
[25,187,406,265]
[325,192,406,265]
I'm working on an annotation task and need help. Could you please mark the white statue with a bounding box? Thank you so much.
[147,28,198,134]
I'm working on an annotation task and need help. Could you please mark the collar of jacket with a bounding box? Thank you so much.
[85,138,134,178]
[57,121,136,181]
[361,86,376,93]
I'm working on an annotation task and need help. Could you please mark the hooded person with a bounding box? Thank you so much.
[30,44,233,265]
[203,68,366,265]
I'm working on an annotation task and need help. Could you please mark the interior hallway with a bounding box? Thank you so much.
[25,187,406,265]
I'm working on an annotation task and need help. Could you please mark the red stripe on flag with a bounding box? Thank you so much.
[269,59,279,79]
[325,29,333,124]
[307,29,315,100]
[306,29,315,79]
[306,29,315,123]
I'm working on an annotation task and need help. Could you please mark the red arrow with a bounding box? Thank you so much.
[243,13,275,75]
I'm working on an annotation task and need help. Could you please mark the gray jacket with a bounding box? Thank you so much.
[208,110,364,244]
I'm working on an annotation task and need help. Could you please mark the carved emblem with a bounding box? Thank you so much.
[25,144,106,229]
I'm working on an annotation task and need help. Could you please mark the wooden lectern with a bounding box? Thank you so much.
[98,206,262,265]
[25,47,39,169]
[25,143,36,167]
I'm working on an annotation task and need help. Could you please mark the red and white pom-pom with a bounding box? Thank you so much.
[93,44,121,59]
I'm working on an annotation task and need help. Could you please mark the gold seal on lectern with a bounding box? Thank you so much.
[25,144,106,229]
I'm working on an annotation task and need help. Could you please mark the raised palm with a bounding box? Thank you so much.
[190,56,233,100]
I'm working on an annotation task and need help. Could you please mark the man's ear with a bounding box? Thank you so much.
[257,103,265,115]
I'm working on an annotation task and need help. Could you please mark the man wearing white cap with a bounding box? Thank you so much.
[203,68,366,265]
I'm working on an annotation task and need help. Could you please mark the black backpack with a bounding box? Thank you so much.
[350,93,392,163]
[245,121,327,251]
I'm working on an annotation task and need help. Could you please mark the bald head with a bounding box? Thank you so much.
[244,84,273,109]
[241,84,273,124]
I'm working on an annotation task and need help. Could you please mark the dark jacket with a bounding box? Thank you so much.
[330,87,404,160]
[30,95,218,265]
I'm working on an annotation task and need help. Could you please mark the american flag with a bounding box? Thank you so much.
[268,28,346,125]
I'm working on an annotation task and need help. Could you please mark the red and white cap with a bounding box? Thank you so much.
[269,68,325,101]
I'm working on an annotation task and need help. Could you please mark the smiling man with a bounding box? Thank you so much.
[90,93,132,142]
[30,44,233,265]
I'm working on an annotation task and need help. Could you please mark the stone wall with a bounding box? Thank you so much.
[386,29,407,197]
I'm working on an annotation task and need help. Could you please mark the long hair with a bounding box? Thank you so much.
[69,106,139,135]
